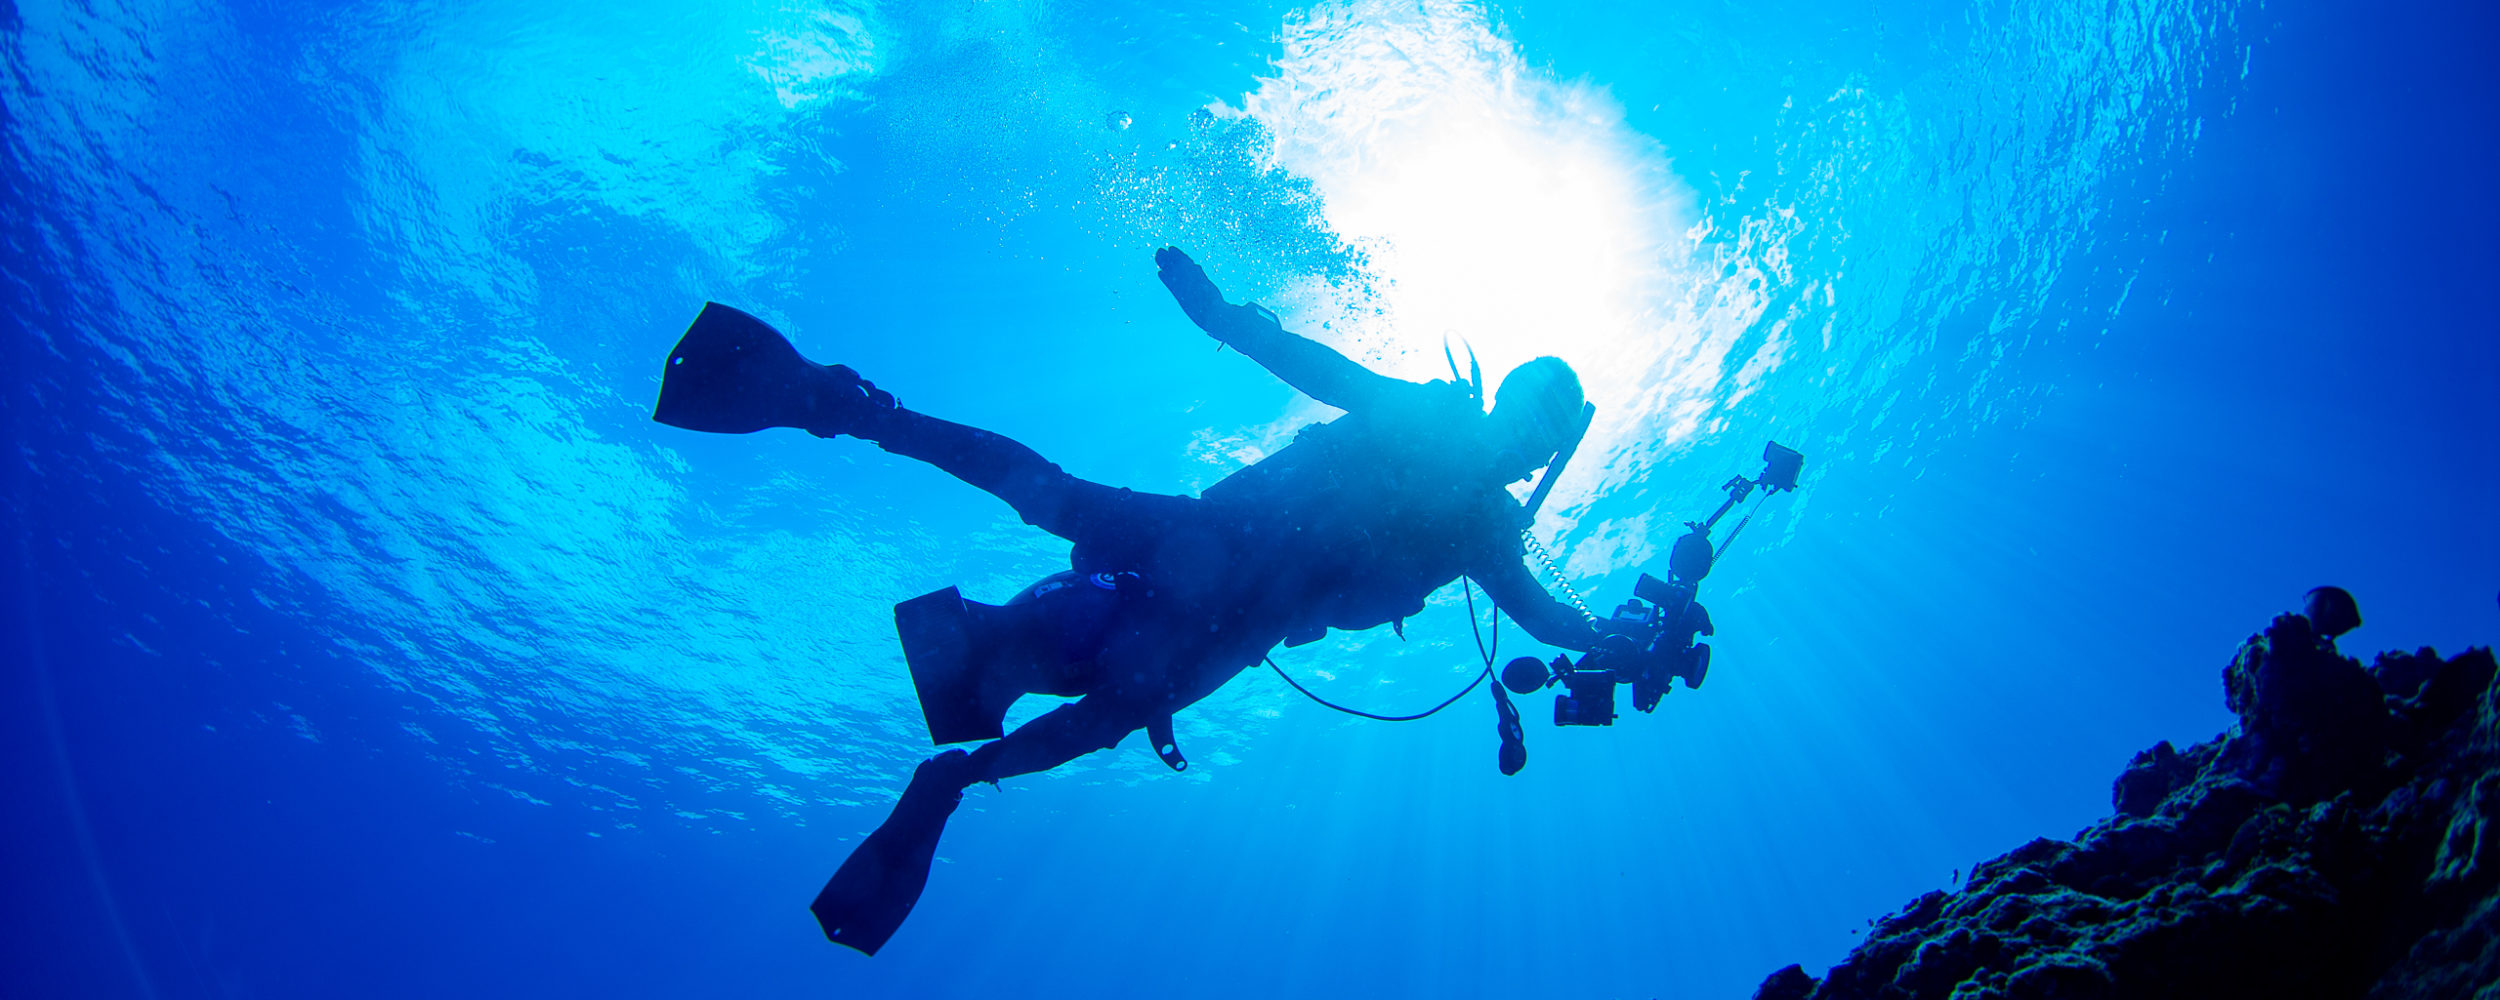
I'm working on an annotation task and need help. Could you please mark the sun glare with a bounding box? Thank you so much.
[1236,0,1722,532]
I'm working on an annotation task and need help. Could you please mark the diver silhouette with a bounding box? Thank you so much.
[652,246,1604,955]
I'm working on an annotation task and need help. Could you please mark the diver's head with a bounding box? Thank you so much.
[1488,356,1585,481]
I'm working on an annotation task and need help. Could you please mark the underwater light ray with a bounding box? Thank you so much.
[1211,0,2253,591]
[1236,0,1711,532]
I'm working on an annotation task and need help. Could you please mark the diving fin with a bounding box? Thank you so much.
[894,587,1019,745]
[653,302,870,435]
[811,750,973,956]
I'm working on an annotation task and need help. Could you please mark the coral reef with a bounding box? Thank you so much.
[1755,598,2499,999]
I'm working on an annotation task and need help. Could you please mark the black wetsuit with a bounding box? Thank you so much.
[848,322,1597,785]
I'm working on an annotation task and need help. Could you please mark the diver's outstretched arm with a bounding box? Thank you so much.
[1155,247,1420,413]
[1473,552,1602,653]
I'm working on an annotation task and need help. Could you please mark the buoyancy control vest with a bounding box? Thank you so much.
[1198,380,1518,640]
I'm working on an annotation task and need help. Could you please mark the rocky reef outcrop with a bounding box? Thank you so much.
[1754,593,2499,1000]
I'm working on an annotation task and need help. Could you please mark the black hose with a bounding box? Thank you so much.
[1263,578,1501,723]
[1264,658,1489,722]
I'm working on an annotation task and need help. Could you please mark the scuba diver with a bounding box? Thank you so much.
[652,247,1613,955]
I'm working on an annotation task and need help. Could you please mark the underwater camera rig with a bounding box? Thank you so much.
[1502,441,1805,727]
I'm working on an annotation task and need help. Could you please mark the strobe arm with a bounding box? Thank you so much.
[1521,441,1802,728]
[1669,440,1809,588]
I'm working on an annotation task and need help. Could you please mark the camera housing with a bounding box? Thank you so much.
[1553,669,1618,726]
[1546,574,1714,727]
[1531,439,1799,730]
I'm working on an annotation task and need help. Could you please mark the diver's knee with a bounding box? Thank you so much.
[1076,706,1142,752]
[1047,696,1151,758]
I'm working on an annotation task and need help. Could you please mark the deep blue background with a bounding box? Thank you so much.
[6,0,2494,997]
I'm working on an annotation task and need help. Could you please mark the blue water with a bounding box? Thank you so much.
[5,0,2493,996]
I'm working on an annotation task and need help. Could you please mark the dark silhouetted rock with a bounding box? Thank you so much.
[2224,612,2391,803]
[2110,740,2190,819]
[1753,595,2497,999]
[2373,647,2449,702]
[1753,964,1817,1000]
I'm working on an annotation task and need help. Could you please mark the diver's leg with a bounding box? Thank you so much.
[813,622,1270,952]
[959,620,1271,783]
[961,693,1147,783]
[841,405,1165,546]
[813,681,1180,953]
[813,660,1161,954]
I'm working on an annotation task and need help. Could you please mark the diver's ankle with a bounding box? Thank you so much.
[801,364,900,438]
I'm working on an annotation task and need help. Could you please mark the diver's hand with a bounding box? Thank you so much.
[1155,246,1232,334]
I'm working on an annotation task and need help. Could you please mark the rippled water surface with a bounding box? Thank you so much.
[6,0,2493,996]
